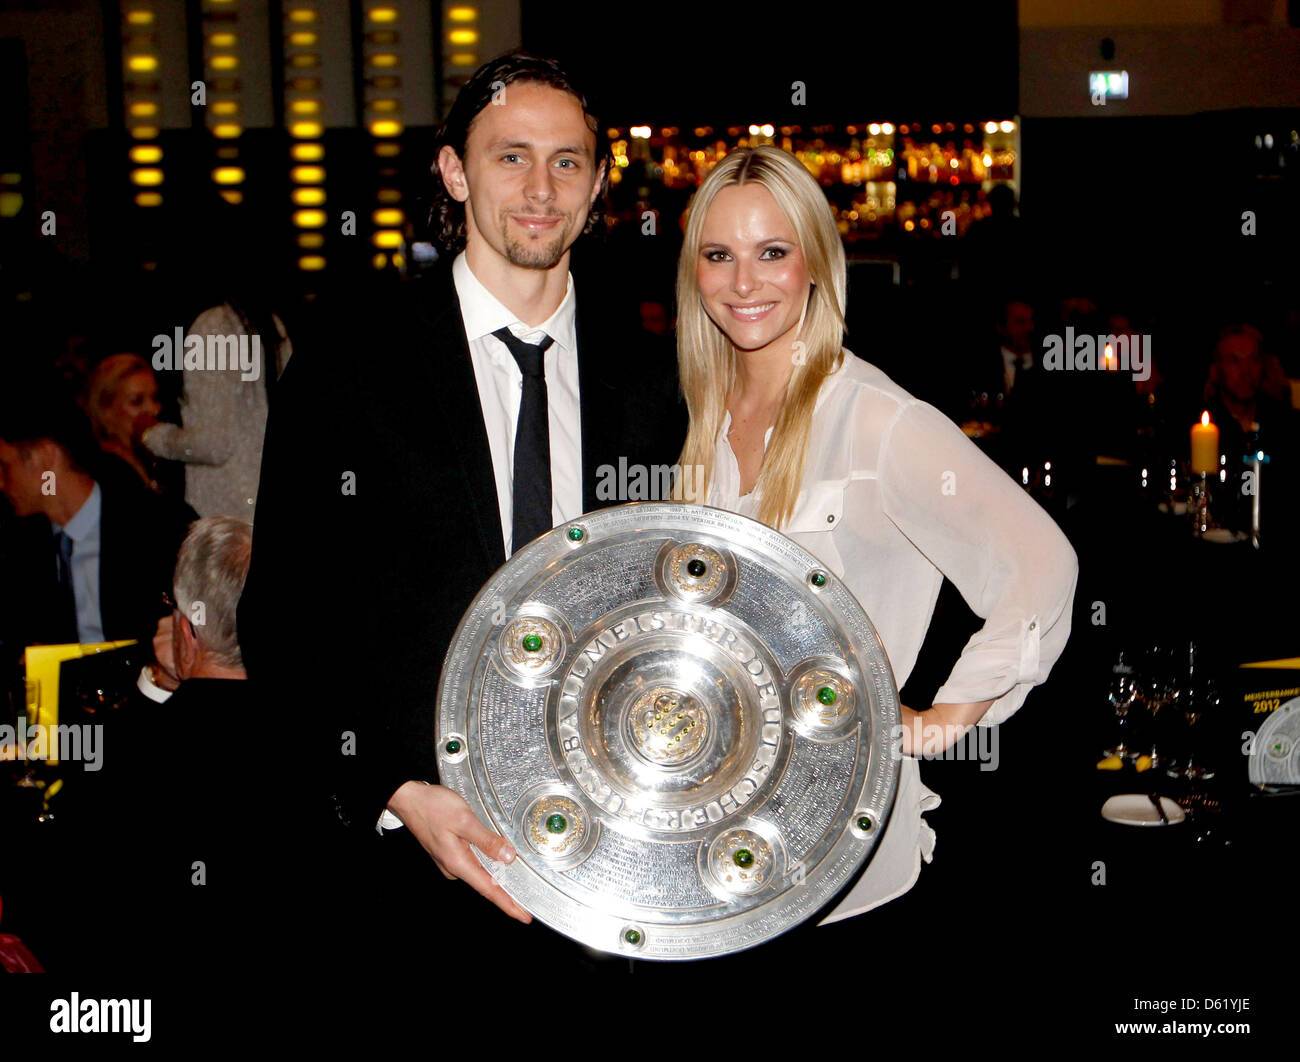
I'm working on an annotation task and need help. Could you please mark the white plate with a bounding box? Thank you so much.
[1200,528,1247,544]
[1101,794,1186,826]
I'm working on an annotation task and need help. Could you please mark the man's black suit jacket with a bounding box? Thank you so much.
[0,475,196,665]
[238,257,687,831]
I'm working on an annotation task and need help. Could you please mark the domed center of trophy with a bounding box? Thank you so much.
[628,687,708,767]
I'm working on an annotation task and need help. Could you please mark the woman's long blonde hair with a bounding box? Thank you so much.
[675,146,847,529]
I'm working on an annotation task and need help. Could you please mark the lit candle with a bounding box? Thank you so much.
[1190,410,1219,475]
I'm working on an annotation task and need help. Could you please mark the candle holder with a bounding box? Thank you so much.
[1190,471,1213,536]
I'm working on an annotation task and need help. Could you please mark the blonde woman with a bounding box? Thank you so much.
[86,352,163,490]
[676,146,1078,918]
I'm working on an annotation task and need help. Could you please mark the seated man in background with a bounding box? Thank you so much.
[1200,324,1298,535]
[30,517,305,981]
[0,384,195,667]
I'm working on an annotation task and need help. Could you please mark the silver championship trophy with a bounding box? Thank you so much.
[436,503,900,959]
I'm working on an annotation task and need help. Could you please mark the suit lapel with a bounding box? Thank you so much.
[96,487,124,639]
[413,271,507,569]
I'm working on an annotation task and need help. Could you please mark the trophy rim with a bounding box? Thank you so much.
[436,502,900,959]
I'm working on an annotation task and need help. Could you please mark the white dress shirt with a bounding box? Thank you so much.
[1001,344,1033,395]
[709,353,1078,921]
[452,252,583,555]
[54,481,105,644]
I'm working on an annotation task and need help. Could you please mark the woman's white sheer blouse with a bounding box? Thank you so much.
[708,353,1078,919]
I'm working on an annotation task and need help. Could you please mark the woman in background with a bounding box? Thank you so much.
[140,196,293,521]
[85,352,163,491]
[141,302,291,520]
[675,146,1078,918]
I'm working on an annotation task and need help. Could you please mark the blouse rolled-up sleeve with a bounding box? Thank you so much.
[877,397,1078,726]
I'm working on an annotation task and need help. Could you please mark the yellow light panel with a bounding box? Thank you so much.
[369,119,402,137]
[129,145,163,164]
[293,209,327,227]
[291,165,326,183]
[293,187,326,206]
[372,208,404,226]
[292,143,325,160]
[134,191,163,207]
[212,122,243,138]
[297,232,325,247]
[448,29,477,44]
[372,230,402,249]
[211,166,245,185]
[127,55,158,73]
[290,121,323,138]
[130,168,164,186]
[298,255,326,270]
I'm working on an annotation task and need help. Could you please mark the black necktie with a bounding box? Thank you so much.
[52,529,79,643]
[492,327,555,553]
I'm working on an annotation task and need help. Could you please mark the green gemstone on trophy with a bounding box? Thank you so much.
[567,526,584,541]
[733,847,754,868]
[686,558,707,577]
[857,815,872,832]
[445,739,462,755]
[810,571,827,587]
[522,633,543,653]
[816,686,837,705]
[545,813,567,834]
[624,929,641,945]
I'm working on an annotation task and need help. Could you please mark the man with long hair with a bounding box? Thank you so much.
[238,53,684,961]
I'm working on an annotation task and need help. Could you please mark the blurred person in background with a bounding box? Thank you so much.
[0,381,195,666]
[37,517,309,984]
[1203,323,1291,435]
[1199,324,1298,534]
[85,352,164,492]
[141,199,294,520]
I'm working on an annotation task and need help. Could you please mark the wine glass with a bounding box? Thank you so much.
[1101,651,1141,759]
[1167,677,1219,781]
[1135,644,1181,769]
